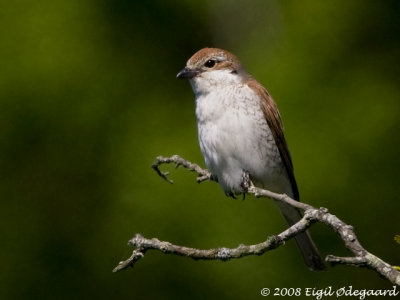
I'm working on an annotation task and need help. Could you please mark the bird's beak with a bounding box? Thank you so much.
[176,67,198,79]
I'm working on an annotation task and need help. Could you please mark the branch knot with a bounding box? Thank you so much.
[217,248,232,261]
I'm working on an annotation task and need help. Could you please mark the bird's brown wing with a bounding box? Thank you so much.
[247,79,299,200]
[246,80,327,271]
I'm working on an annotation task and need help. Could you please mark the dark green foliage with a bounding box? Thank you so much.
[0,1,399,299]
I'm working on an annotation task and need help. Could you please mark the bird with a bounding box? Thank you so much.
[176,47,325,271]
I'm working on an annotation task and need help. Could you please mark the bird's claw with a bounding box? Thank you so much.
[228,191,237,199]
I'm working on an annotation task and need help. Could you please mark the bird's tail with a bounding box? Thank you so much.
[275,201,326,271]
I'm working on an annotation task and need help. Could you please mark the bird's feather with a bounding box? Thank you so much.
[247,79,299,201]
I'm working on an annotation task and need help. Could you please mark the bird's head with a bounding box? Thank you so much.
[177,48,249,95]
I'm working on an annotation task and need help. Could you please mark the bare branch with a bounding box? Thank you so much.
[325,255,368,266]
[151,155,211,183]
[115,155,400,286]
[113,250,144,273]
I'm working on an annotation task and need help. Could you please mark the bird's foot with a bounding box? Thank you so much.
[227,191,237,199]
[210,174,218,182]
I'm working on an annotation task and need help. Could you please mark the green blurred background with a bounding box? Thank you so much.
[1,0,399,299]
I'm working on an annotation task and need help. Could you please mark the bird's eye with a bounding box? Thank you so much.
[204,59,216,68]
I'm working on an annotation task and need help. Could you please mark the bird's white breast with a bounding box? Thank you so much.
[193,76,287,195]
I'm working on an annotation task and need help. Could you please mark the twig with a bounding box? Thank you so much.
[151,155,211,183]
[114,155,400,286]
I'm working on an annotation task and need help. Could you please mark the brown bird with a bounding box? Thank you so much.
[177,48,325,270]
